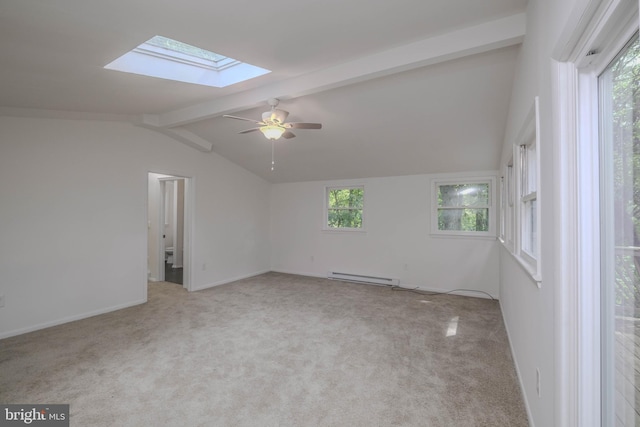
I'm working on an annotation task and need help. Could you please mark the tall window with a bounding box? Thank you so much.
[506,161,515,249]
[325,186,364,230]
[431,178,495,237]
[600,33,640,426]
[500,160,515,250]
[502,97,541,283]
[500,176,506,240]
[520,140,537,260]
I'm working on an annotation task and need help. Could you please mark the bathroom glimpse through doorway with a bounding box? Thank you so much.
[147,172,191,290]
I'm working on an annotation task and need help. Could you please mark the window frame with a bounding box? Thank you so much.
[501,97,542,284]
[596,30,640,427]
[551,1,639,425]
[430,176,496,238]
[519,133,538,265]
[323,185,366,232]
[500,158,515,251]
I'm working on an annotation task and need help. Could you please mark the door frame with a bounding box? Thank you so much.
[147,171,194,291]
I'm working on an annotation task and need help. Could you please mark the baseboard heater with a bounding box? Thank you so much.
[327,271,399,287]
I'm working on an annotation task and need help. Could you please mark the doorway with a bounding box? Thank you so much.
[147,172,191,289]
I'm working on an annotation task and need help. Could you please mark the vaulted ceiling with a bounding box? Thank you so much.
[0,0,527,183]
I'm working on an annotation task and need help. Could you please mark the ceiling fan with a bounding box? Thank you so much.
[223,98,322,141]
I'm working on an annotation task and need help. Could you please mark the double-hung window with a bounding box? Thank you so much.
[324,186,364,230]
[520,140,537,261]
[505,160,515,250]
[502,97,541,282]
[431,178,495,237]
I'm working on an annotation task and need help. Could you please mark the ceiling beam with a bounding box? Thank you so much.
[136,115,213,152]
[151,13,525,128]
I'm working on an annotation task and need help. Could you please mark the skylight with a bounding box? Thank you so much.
[104,35,270,88]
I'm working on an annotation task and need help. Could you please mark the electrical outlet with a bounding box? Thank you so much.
[0,294,5,308]
[202,263,207,271]
[310,255,315,262]
[403,263,409,271]
[536,368,541,397]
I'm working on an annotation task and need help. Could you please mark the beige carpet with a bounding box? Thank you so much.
[0,272,528,426]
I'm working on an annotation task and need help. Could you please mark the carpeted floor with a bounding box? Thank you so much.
[0,272,528,426]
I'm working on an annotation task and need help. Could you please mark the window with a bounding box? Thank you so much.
[554,0,639,423]
[146,36,230,64]
[324,186,364,230]
[500,176,506,239]
[599,32,640,427]
[104,35,270,88]
[502,97,541,283]
[431,178,495,237]
[500,160,515,249]
[516,99,540,278]
[520,139,537,260]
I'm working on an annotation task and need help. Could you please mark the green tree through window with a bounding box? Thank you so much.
[437,183,490,232]
[327,187,364,229]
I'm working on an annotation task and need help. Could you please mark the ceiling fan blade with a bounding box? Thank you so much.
[285,122,322,129]
[239,128,261,134]
[223,115,263,125]
[282,131,296,139]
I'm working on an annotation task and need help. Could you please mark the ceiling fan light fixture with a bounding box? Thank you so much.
[260,125,285,140]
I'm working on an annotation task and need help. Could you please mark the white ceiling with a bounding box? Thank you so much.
[0,0,527,183]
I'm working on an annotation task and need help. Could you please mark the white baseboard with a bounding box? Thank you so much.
[191,269,271,292]
[500,304,535,427]
[0,298,147,340]
[270,269,325,279]
[148,277,159,282]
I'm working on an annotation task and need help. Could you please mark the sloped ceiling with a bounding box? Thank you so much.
[0,0,526,183]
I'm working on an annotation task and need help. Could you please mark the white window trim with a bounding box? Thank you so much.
[322,185,366,232]
[430,176,496,239]
[586,25,640,427]
[501,97,542,284]
[518,110,539,270]
[552,0,639,426]
[499,159,516,251]
[499,175,506,242]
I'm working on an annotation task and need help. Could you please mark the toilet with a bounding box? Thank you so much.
[165,247,174,264]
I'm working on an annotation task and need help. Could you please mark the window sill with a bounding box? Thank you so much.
[430,232,496,241]
[500,240,542,287]
[321,228,367,234]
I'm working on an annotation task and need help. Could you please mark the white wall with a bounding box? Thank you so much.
[0,116,271,338]
[270,174,500,298]
[147,172,173,281]
[497,0,579,426]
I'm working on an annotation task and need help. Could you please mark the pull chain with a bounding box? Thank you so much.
[271,140,275,171]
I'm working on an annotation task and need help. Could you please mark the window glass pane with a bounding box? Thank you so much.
[438,183,489,207]
[328,209,362,228]
[523,199,537,257]
[147,35,228,62]
[600,34,640,426]
[527,144,537,194]
[507,165,514,206]
[327,187,364,229]
[328,188,364,208]
[438,208,489,231]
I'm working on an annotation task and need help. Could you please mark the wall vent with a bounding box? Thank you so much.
[327,272,398,287]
